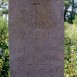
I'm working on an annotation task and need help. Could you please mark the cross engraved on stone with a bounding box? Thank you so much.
[32,1,40,23]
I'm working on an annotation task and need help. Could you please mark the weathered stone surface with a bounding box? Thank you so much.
[9,0,64,77]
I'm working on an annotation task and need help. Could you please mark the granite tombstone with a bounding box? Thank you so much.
[9,0,64,77]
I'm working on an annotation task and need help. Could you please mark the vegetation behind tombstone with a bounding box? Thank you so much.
[0,17,10,77]
[64,0,77,24]
[64,20,77,77]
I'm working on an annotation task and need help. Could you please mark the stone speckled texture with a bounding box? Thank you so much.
[9,0,64,77]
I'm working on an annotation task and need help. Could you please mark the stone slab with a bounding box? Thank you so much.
[9,0,64,77]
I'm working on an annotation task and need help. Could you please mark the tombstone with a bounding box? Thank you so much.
[9,0,64,77]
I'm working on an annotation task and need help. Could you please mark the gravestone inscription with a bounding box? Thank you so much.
[9,0,64,77]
